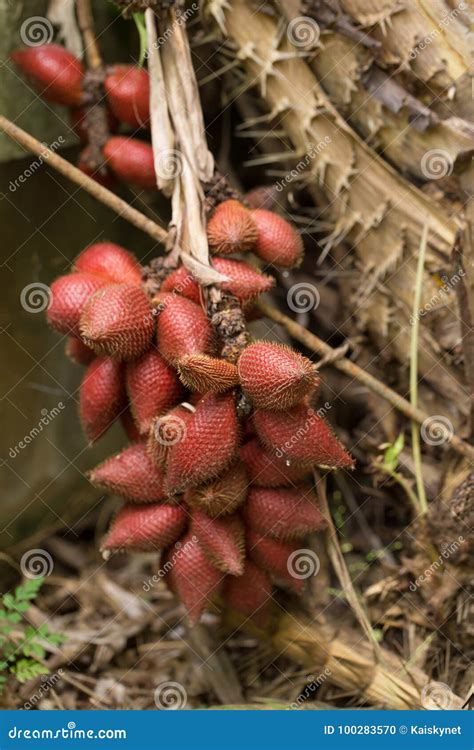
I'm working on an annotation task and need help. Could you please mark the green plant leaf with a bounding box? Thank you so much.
[382,432,404,472]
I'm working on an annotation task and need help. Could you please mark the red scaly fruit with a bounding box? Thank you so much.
[47,273,107,336]
[243,487,326,540]
[238,342,318,411]
[161,258,274,305]
[192,510,245,576]
[185,462,249,518]
[104,65,150,128]
[250,209,303,268]
[80,284,154,360]
[10,44,84,107]
[89,443,166,502]
[165,392,239,495]
[240,439,311,488]
[166,533,223,625]
[74,242,142,286]
[223,561,272,620]
[101,503,187,553]
[247,530,304,594]
[160,266,202,304]
[121,407,142,443]
[155,294,213,364]
[177,354,238,393]
[148,405,192,469]
[79,357,125,442]
[207,200,258,255]
[103,136,156,188]
[253,404,354,469]
[126,349,184,434]
[65,336,95,366]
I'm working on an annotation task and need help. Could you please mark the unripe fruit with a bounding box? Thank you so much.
[89,443,166,502]
[192,510,245,575]
[207,200,257,255]
[165,393,239,495]
[47,273,107,336]
[177,354,238,393]
[79,357,125,442]
[247,530,304,594]
[80,284,154,360]
[161,258,274,305]
[65,336,95,366]
[243,487,326,540]
[74,242,142,286]
[155,294,213,364]
[238,342,318,410]
[185,462,249,518]
[250,209,303,267]
[11,44,84,107]
[105,65,150,128]
[166,533,223,625]
[102,503,187,553]
[240,439,311,487]
[103,136,156,188]
[223,561,272,620]
[253,404,354,469]
[126,349,184,434]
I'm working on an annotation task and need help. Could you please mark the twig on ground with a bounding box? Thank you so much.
[410,221,430,515]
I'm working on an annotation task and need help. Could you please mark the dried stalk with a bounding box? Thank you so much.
[76,0,102,70]
[314,471,381,659]
[227,610,464,710]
